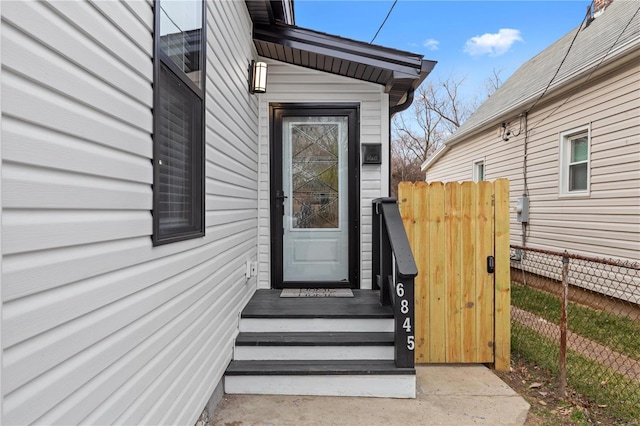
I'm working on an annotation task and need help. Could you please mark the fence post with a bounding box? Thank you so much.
[494,178,511,371]
[559,251,569,398]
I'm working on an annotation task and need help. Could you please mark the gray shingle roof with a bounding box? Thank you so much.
[445,0,640,146]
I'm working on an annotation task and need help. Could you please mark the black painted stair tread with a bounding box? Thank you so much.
[242,289,393,318]
[235,332,395,346]
[226,360,415,376]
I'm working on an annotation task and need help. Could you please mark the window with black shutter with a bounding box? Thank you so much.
[153,0,205,244]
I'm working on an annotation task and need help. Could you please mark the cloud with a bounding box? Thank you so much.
[464,29,522,56]
[423,38,440,51]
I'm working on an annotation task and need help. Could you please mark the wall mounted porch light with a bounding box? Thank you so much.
[250,60,267,94]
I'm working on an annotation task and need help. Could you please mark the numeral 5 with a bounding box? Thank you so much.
[407,336,415,351]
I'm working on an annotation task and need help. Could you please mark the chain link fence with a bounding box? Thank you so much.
[510,245,640,422]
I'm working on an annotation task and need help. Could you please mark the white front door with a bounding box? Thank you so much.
[282,116,350,282]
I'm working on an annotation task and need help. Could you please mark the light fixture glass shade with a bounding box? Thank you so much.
[251,61,267,94]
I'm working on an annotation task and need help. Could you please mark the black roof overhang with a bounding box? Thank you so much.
[246,0,294,25]
[253,24,436,108]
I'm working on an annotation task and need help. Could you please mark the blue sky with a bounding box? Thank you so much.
[295,1,592,98]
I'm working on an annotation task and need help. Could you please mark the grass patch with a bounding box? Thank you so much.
[512,321,560,375]
[569,408,588,425]
[512,283,640,360]
[513,322,640,423]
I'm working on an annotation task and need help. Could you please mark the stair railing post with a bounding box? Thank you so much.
[373,198,393,306]
[374,198,418,369]
[372,199,381,292]
[380,214,392,306]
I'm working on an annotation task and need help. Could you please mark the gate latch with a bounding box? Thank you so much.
[487,256,495,274]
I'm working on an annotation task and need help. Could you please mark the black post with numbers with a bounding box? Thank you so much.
[393,275,415,368]
[373,198,418,369]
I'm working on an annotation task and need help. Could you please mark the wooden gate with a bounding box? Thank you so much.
[398,179,510,371]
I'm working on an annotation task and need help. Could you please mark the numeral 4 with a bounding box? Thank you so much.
[403,317,411,333]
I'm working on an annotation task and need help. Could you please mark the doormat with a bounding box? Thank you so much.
[280,288,354,298]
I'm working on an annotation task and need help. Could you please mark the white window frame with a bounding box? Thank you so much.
[559,124,591,197]
[472,158,485,182]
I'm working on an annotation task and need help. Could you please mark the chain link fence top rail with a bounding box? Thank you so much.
[509,245,640,423]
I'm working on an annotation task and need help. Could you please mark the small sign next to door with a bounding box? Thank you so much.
[362,144,382,165]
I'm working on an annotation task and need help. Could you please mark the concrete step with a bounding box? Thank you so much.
[234,332,395,361]
[224,360,416,398]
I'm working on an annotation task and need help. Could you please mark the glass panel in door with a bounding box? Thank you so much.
[282,116,349,282]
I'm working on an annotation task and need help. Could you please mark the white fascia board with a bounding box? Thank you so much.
[421,145,449,172]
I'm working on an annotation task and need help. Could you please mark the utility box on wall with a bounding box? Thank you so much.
[516,194,529,223]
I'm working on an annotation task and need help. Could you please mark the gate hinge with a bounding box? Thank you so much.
[487,256,495,274]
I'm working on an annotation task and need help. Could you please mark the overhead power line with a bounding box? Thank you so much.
[526,8,590,114]
[530,4,640,130]
[370,0,398,44]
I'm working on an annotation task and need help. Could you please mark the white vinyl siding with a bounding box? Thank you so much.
[425,60,640,263]
[1,1,258,424]
[257,60,389,290]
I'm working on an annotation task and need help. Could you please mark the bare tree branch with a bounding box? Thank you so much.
[485,68,503,98]
[390,71,502,196]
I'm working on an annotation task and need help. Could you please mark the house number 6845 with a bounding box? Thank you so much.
[397,283,414,351]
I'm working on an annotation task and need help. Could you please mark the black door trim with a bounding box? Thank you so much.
[270,103,360,289]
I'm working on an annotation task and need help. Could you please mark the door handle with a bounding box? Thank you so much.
[276,191,288,214]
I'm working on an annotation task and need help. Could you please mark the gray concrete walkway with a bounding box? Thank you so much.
[211,365,530,425]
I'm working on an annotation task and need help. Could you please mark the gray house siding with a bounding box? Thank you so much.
[425,59,640,263]
[1,1,259,424]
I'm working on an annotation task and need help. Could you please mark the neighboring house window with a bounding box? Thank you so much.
[559,125,590,196]
[472,159,485,182]
[153,0,205,244]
